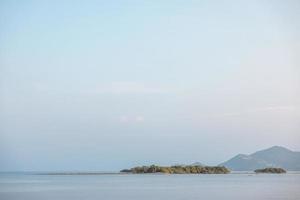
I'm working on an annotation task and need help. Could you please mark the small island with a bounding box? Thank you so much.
[254,167,286,174]
[120,165,230,174]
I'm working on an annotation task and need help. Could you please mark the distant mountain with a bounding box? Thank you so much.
[219,146,300,171]
[190,162,205,166]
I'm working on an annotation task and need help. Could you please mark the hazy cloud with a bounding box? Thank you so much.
[90,82,174,95]
[119,115,145,123]
[221,105,299,117]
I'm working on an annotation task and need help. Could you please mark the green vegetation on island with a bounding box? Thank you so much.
[120,165,230,174]
[254,167,286,174]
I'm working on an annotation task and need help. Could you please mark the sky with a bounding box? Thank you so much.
[0,0,299,171]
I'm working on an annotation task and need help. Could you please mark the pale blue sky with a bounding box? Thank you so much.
[0,0,299,171]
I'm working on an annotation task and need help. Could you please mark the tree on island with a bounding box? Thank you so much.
[254,167,286,173]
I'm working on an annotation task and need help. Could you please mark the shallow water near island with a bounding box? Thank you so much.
[0,172,300,200]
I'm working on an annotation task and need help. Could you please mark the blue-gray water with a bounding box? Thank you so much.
[1,172,300,200]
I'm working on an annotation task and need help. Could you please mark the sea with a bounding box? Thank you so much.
[0,172,300,200]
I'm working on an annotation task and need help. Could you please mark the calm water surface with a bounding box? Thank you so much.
[0,172,300,200]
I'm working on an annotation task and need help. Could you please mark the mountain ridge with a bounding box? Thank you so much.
[219,146,300,171]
